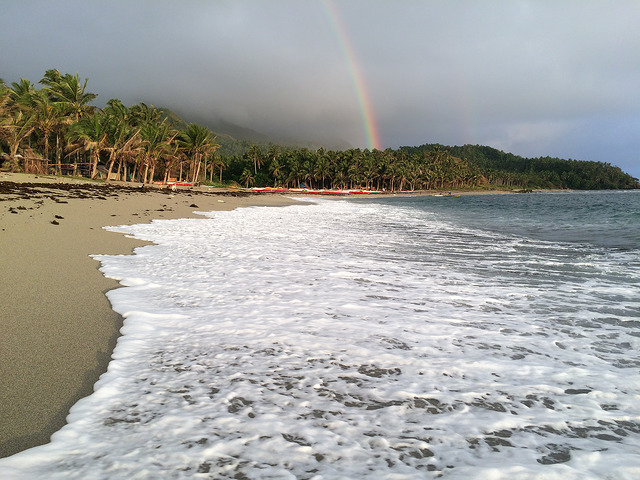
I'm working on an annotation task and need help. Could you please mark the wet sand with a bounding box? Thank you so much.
[0,173,517,458]
[0,173,297,457]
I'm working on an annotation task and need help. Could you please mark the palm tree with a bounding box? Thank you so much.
[283,151,301,188]
[210,154,226,183]
[247,144,263,175]
[68,112,110,178]
[40,69,97,122]
[269,155,283,187]
[7,79,37,113]
[139,119,175,183]
[30,89,65,172]
[129,102,162,126]
[267,144,280,163]
[178,123,219,183]
[1,110,34,167]
[110,126,141,183]
[40,70,98,175]
[102,99,142,182]
[161,143,183,184]
[333,154,350,190]
[361,151,378,190]
[239,167,255,187]
[314,148,331,189]
[0,82,13,151]
[379,148,396,191]
[130,103,163,182]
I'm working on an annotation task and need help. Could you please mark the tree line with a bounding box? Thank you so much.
[1,70,637,190]
[0,70,220,184]
[408,144,638,190]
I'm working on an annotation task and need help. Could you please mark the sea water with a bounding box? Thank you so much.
[1,191,638,479]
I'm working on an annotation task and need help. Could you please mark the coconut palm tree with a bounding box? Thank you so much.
[40,69,97,122]
[209,154,226,183]
[161,143,184,184]
[239,167,255,187]
[269,154,284,187]
[177,123,219,183]
[284,151,303,188]
[314,148,331,189]
[129,102,162,126]
[0,82,13,150]
[8,79,37,111]
[68,112,110,178]
[1,110,34,167]
[102,99,142,182]
[139,119,176,183]
[247,144,263,175]
[40,70,98,175]
[267,144,280,164]
[30,89,65,172]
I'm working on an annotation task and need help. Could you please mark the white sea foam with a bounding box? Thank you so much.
[1,198,639,479]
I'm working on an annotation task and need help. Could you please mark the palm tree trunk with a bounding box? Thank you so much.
[106,151,116,182]
[43,136,50,174]
[116,156,123,181]
[91,152,99,179]
[73,152,79,177]
[192,154,201,183]
[56,135,62,175]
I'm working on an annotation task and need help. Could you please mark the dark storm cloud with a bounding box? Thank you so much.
[2,0,638,176]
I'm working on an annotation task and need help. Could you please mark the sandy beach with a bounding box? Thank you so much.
[0,174,512,458]
[0,173,297,458]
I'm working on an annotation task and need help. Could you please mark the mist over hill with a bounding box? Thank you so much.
[151,108,640,190]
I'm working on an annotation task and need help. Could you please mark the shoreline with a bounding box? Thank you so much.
[0,173,548,458]
[0,173,299,458]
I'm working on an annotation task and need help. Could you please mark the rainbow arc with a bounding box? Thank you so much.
[322,0,382,150]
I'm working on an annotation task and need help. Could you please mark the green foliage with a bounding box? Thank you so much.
[440,144,638,190]
[1,69,637,190]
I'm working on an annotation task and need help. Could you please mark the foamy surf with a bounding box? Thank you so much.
[1,193,638,479]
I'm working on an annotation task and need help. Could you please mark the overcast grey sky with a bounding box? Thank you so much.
[2,0,638,177]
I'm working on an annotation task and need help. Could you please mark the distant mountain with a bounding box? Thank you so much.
[159,108,353,154]
[157,107,189,130]
[155,109,259,156]
[205,119,271,143]
[203,118,353,152]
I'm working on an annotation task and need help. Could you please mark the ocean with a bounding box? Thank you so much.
[1,190,638,479]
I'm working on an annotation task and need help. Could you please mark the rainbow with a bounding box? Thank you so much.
[322,0,382,150]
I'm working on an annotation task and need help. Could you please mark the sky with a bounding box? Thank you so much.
[2,0,639,178]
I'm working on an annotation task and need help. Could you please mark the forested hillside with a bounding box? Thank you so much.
[402,144,638,190]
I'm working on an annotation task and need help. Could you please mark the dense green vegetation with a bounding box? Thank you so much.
[1,70,637,190]
[401,144,638,190]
